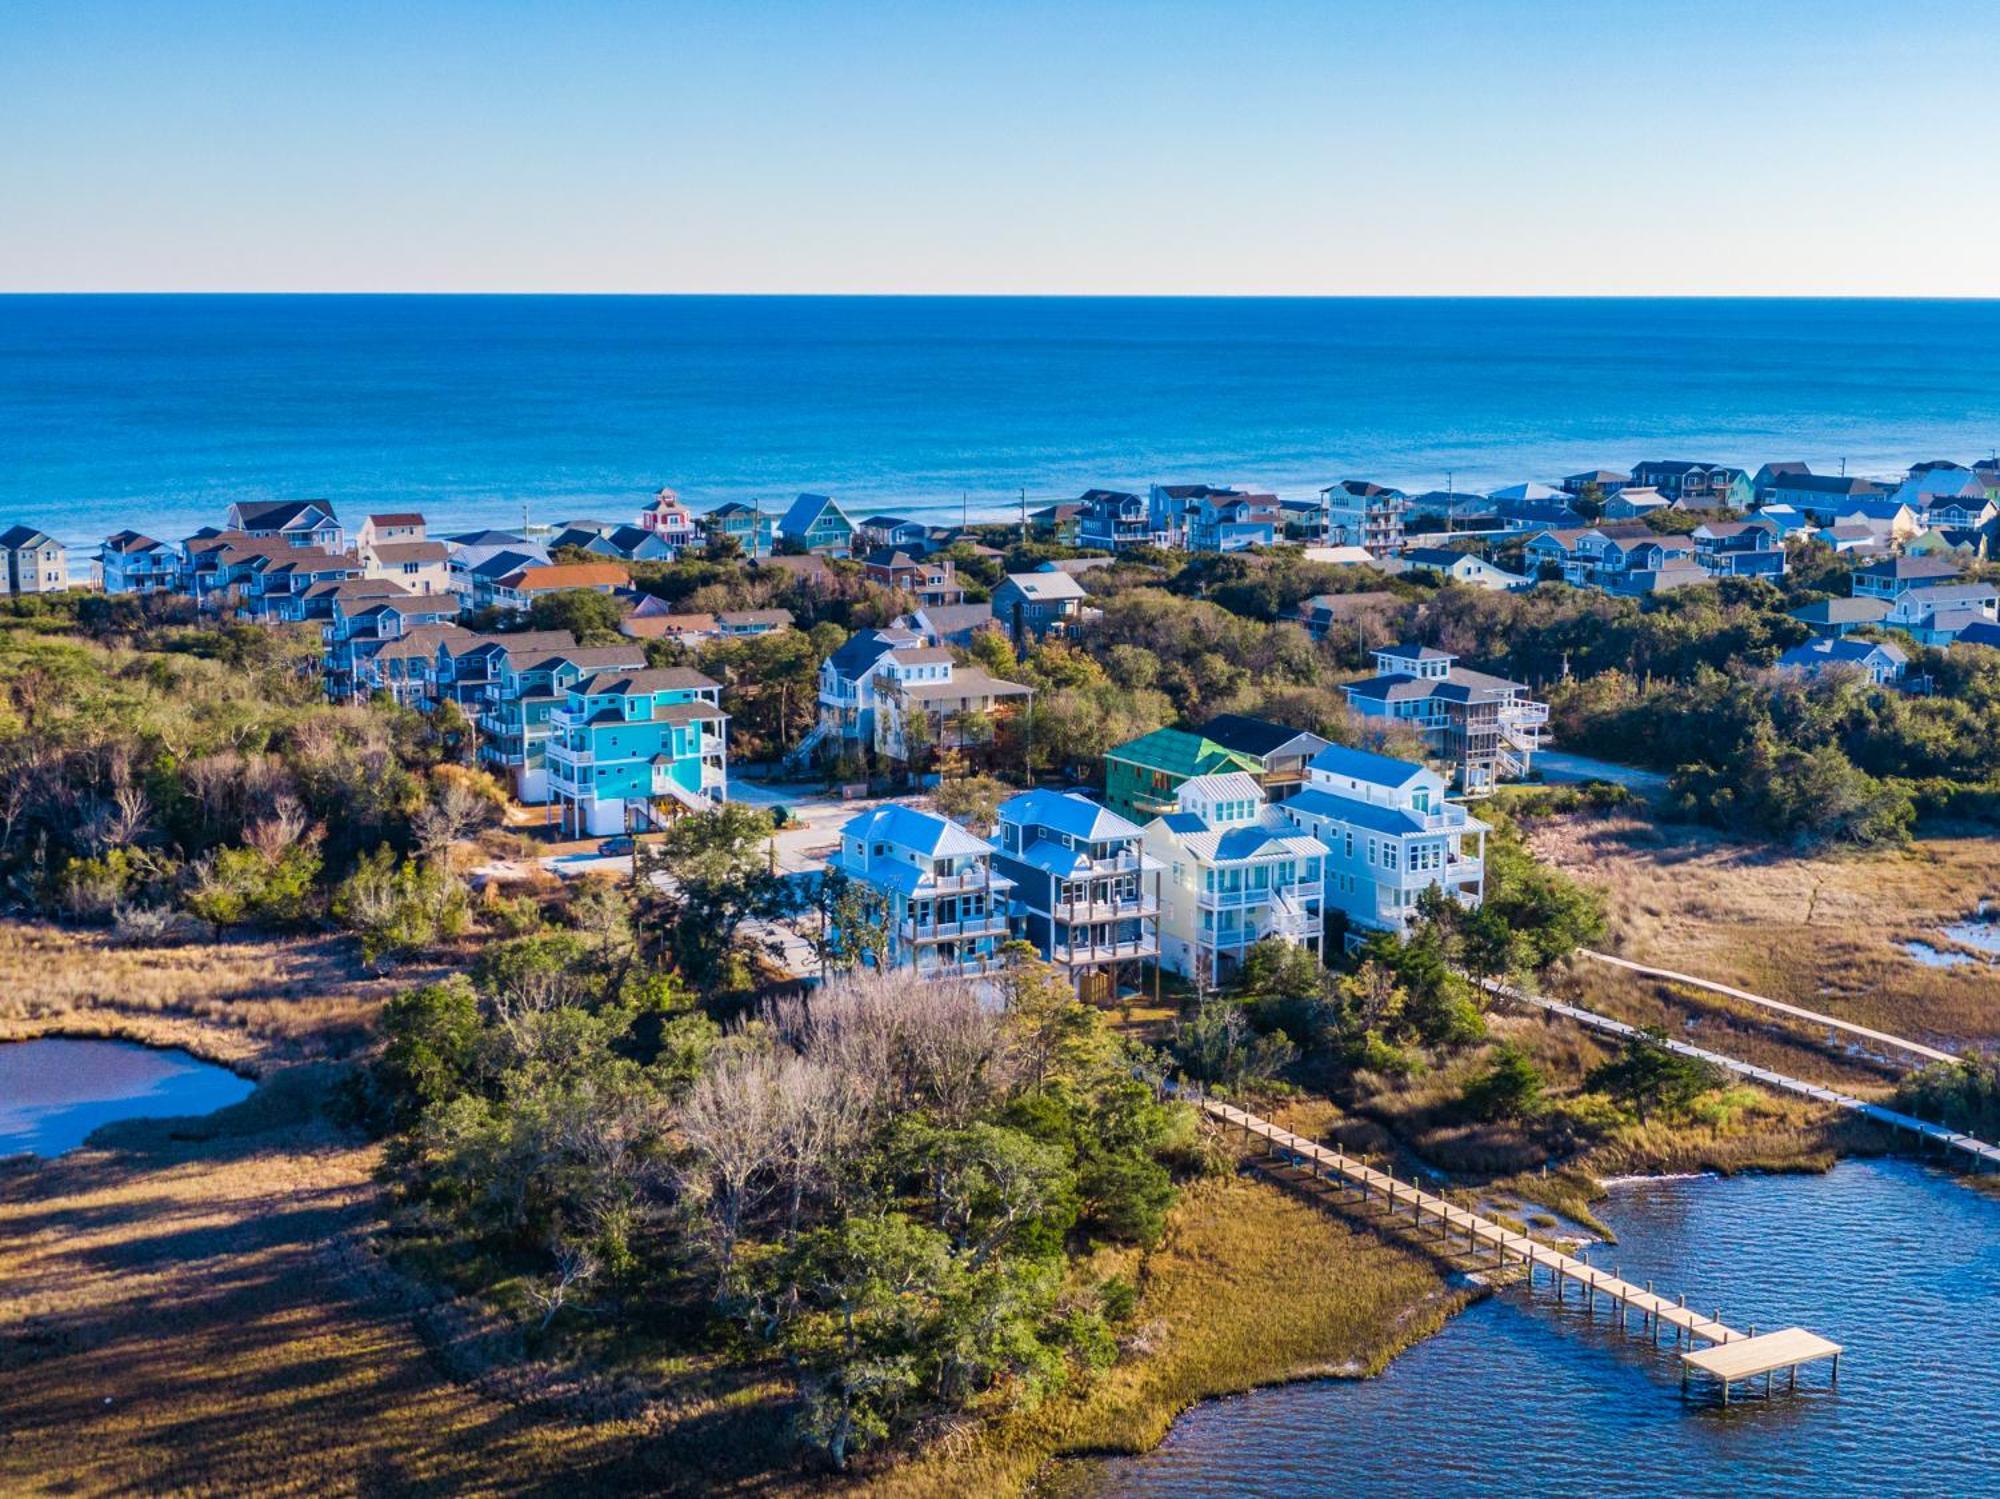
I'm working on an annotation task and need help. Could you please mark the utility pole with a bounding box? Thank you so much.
[962,489,969,532]
[1019,486,1028,544]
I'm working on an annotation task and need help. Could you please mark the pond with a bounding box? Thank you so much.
[1099,1160,2000,1498]
[0,1038,255,1157]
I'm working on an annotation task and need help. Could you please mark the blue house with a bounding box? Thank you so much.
[1691,519,1787,579]
[778,493,857,556]
[826,805,1014,976]
[991,790,1161,1002]
[1076,489,1152,552]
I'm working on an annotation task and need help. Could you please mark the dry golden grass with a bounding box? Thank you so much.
[0,920,438,1072]
[1527,813,2000,1048]
[0,1120,671,1498]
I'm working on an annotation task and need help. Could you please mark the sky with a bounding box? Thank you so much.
[4,0,2000,295]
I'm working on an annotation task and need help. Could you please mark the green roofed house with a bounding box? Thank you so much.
[1103,727,1261,823]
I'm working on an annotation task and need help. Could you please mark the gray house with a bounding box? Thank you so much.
[992,570,1087,644]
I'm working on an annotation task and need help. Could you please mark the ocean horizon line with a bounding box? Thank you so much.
[7,289,2000,303]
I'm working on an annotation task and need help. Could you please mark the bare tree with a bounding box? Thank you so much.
[679,1049,786,1294]
[526,1238,601,1332]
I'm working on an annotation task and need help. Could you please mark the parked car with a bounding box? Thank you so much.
[598,835,635,857]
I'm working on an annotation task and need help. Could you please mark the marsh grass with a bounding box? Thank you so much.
[1526,812,2000,1047]
[856,1153,1458,1498]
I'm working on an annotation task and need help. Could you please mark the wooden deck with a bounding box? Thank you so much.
[1182,1092,1844,1401]
[1681,1328,1843,1404]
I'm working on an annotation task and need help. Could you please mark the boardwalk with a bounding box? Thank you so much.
[1187,1092,1842,1402]
[1579,949,1958,1066]
[1483,980,2000,1172]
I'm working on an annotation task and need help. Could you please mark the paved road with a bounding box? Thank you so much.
[1579,949,1959,1066]
[1484,979,2000,1172]
[1534,748,1671,795]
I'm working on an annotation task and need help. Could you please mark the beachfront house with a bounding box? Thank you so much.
[699,501,773,558]
[1076,489,1153,552]
[636,488,702,552]
[1292,590,1404,645]
[802,627,1030,767]
[1103,727,1261,824]
[1278,742,1487,938]
[224,499,343,551]
[0,526,68,595]
[901,601,999,647]
[992,570,1087,644]
[1629,462,1753,510]
[855,514,933,554]
[1761,473,1893,522]
[1560,469,1632,499]
[1341,643,1548,794]
[1598,487,1674,521]
[777,492,856,555]
[1321,480,1407,558]
[356,513,427,548]
[543,667,728,838]
[359,537,452,595]
[98,531,180,594]
[1142,774,1326,987]
[825,805,1014,977]
[1186,489,1280,553]
[1777,637,1907,686]
[990,789,1161,1003]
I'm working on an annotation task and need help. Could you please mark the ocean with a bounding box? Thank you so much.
[4,295,2000,550]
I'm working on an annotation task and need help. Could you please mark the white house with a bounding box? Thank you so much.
[1278,743,1487,937]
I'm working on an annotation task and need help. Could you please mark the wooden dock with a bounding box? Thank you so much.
[1180,1090,1842,1403]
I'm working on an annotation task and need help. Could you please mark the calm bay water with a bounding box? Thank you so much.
[1100,1160,2000,1499]
[5,296,2000,550]
[0,1038,254,1156]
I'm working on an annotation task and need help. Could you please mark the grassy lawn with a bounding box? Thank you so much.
[1525,812,2000,1050]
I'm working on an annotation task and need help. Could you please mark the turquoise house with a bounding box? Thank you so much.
[546,667,730,838]
[778,492,856,556]
[704,501,775,558]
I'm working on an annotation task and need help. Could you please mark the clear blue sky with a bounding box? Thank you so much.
[4,0,1997,294]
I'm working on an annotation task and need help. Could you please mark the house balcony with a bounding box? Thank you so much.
[1199,882,1316,911]
[1047,893,1159,924]
[1048,935,1158,966]
[912,951,1006,978]
[1398,854,1483,888]
[907,914,1012,942]
[546,740,595,768]
[700,760,728,790]
[923,869,1002,896]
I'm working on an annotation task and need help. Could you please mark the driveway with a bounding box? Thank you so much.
[1534,748,1670,796]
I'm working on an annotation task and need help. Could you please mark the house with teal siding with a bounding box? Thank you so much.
[702,501,775,558]
[1103,727,1261,823]
[546,667,729,838]
[778,492,857,556]
[475,642,649,803]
